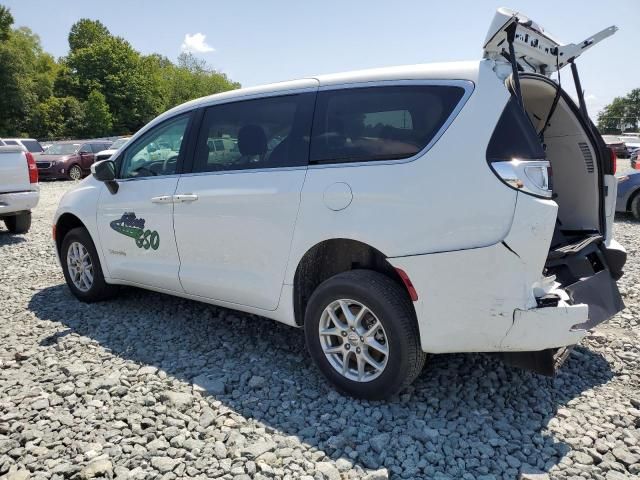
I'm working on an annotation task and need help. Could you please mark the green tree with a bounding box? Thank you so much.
[0,26,56,136]
[29,96,86,139]
[83,90,112,137]
[68,18,109,52]
[598,89,640,134]
[0,5,13,41]
[59,26,165,132]
[1,14,239,139]
[162,52,240,108]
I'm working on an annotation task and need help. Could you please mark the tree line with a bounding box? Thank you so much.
[0,5,240,139]
[597,89,640,134]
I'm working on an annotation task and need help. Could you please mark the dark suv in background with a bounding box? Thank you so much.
[36,140,112,180]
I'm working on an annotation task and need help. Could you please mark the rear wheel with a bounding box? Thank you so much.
[68,164,82,181]
[4,212,31,234]
[61,227,118,302]
[304,270,426,399]
[630,192,640,221]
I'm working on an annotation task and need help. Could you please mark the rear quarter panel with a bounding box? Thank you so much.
[284,61,518,283]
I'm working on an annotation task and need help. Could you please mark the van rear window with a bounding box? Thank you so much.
[21,140,43,153]
[310,85,465,164]
[486,96,545,161]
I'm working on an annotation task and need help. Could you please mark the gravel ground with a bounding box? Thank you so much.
[0,179,639,480]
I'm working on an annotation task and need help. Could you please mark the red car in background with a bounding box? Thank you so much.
[36,140,112,180]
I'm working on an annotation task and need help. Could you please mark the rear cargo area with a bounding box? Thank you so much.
[519,76,601,236]
[514,76,625,328]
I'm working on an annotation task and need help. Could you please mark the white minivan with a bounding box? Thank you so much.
[53,9,626,399]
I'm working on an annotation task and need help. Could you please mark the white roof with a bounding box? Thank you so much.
[160,61,481,119]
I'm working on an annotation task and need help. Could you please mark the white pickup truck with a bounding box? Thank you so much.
[0,146,39,233]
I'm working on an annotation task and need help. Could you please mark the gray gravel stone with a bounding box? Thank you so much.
[79,457,113,479]
[242,440,276,460]
[158,391,192,409]
[151,456,180,473]
[248,375,266,389]
[316,461,341,480]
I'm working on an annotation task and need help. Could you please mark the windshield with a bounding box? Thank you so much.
[46,144,80,155]
[110,138,129,150]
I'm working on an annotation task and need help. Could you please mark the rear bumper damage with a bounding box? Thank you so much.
[388,193,625,373]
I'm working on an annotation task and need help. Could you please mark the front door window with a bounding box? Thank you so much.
[119,115,190,179]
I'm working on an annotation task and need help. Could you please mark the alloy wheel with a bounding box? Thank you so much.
[69,166,82,180]
[66,241,94,292]
[318,299,389,382]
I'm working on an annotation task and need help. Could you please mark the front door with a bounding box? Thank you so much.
[78,144,95,171]
[96,113,192,291]
[173,88,317,310]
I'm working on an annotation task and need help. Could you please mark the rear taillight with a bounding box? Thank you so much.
[491,159,553,198]
[25,152,38,183]
[610,148,617,175]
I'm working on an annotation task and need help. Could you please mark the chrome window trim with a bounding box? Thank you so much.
[180,165,308,178]
[116,165,308,183]
[309,79,474,170]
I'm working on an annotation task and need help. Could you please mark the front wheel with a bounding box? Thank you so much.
[304,270,426,400]
[4,212,31,233]
[61,227,118,302]
[68,164,83,181]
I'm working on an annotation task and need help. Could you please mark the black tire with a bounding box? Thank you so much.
[61,227,118,302]
[304,270,426,400]
[4,212,31,233]
[630,192,640,221]
[68,164,83,181]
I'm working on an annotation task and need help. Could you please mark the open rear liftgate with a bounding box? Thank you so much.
[483,9,625,375]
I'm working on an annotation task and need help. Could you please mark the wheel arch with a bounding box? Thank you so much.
[292,238,412,326]
[55,212,86,255]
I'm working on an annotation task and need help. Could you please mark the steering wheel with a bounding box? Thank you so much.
[163,156,178,173]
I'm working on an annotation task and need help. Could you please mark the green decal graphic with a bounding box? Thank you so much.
[110,212,160,250]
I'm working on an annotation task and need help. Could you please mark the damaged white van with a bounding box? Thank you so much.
[53,8,625,399]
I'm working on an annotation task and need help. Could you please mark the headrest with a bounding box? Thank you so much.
[238,125,267,156]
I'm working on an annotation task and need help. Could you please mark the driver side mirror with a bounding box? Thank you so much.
[91,160,119,194]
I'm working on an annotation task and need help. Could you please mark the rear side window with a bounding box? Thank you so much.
[486,96,545,161]
[4,140,18,146]
[91,143,109,153]
[20,140,43,152]
[193,93,316,173]
[310,85,466,164]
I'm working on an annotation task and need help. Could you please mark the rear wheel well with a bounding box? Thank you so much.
[55,213,85,254]
[293,239,409,326]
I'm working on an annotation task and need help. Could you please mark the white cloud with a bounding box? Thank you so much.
[181,33,215,53]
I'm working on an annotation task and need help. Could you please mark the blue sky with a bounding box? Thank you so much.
[5,1,638,119]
